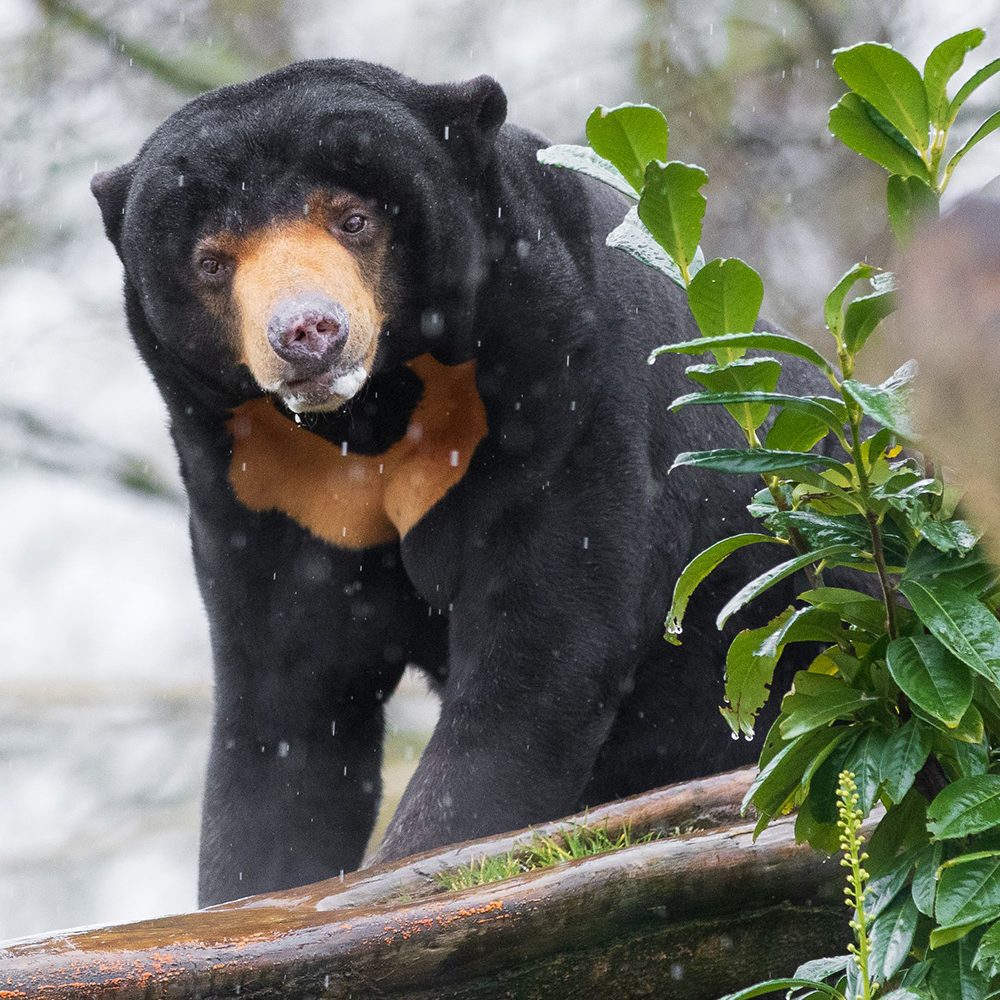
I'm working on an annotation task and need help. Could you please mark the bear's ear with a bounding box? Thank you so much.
[421,74,507,171]
[90,162,135,252]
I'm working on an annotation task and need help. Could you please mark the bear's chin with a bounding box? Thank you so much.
[276,363,369,414]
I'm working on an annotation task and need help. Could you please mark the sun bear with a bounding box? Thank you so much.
[92,59,797,906]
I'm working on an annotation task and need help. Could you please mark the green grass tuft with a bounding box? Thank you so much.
[436,852,526,892]
[435,820,668,892]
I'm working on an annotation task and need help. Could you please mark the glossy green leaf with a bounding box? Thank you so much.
[674,392,847,440]
[922,519,981,556]
[940,851,1000,871]
[795,788,841,853]
[844,961,860,1000]
[606,207,687,287]
[585,103,668,193]
[919,701,985,745]
[778,672,876,740]
[886,635,974,727]
[928,775,1000,841]
[913,704,981,751]
[973,920,1000,978]
[829,92,930,179]
[843,286,898,354]
[721,621,785,737]
[833,42,930,151]
[899,578,1000,686]
[869,894,919,983]
[904,542,999,596]
[930,920,990,951]
[842,724,891,814]
[862,425,896,464]
[953,737,990,780]
[824,263,877,337]
[717,544,857,629]
[799,588,890,630]
[866,791,928,876]
[670,448,845,477]
[638,160,708,281]
[756,713,789,772]
[913,842,944,916]
[935,855,1000,927]
[807,729,862,824]
[929,936,989,1000]
[944,110,1000,187]
[664,533,785,644]
[976,673,1000,718]
[899,959,933,990]
[765,407,832,453]
[793,956,850,981]
[536,144,635,199]
[949,57,1000,124]
[880,717,933,802]
[937,927,988,952]
[866,848,918,920]
[742,726,848,820]
[757,605,844,658]
[683,359,782,431]
[864,103,924,157]
[843,360,918,439]
[766,510,907,566]
[717,979,844,1000]
[786,468,866,512]
[687,257,764,350]
[650,331,837,380]
[924,29,986,125]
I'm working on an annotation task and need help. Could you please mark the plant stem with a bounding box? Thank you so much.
[865,508,897,639]
[845,395,898,641]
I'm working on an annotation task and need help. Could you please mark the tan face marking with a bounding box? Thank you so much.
[197,193,389,412]
[227,355,488,547]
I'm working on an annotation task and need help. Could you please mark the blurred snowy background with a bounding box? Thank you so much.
[2,0,999,941]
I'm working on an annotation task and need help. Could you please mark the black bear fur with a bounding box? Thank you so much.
[93,59,805,906]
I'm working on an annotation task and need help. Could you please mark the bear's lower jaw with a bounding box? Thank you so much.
[276,363,369,413]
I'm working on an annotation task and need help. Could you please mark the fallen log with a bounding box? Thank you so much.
[1,768,847,999]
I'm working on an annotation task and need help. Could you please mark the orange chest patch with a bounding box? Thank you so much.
[227,355,488,549]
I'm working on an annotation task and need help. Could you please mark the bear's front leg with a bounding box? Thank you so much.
[374,504,642,863]
[188,499,438,905]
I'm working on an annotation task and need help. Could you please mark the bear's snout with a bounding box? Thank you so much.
[266,296,349,375]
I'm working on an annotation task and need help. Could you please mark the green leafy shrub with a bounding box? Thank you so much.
[719,771,879,1000]
[539,29,1000,998]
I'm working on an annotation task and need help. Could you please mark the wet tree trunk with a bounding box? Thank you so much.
[0,768,848,999]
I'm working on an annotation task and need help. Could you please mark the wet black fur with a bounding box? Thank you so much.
[94,60,804,906]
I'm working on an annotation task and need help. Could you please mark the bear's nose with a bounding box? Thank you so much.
[267,296,349,373]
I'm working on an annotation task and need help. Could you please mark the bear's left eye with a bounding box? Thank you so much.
[341,214,367,235]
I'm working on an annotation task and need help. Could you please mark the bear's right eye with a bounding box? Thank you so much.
[195,254,230,284]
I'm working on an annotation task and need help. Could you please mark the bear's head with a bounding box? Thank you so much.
[91,60,507,413]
